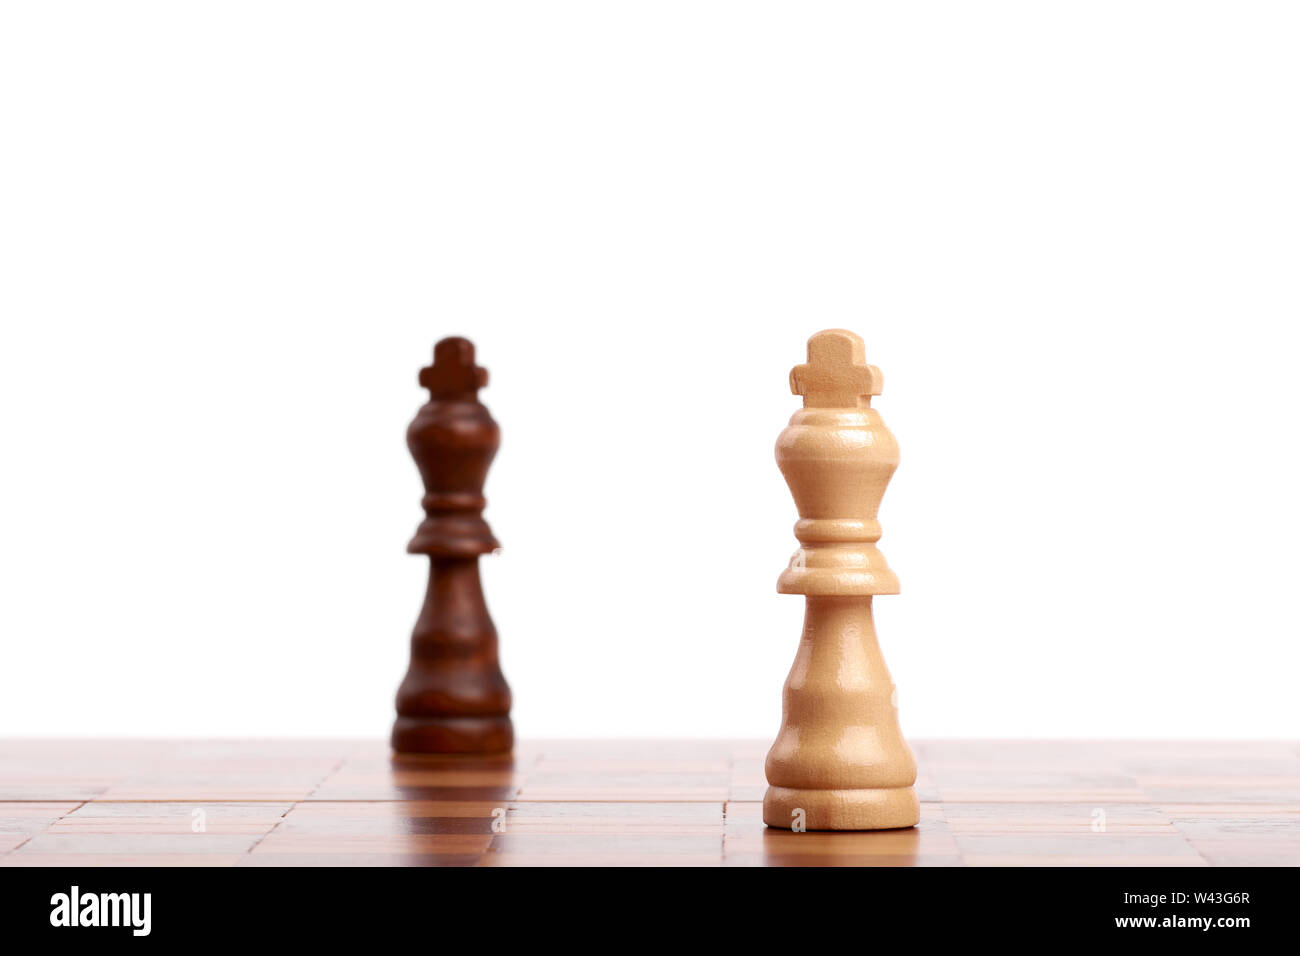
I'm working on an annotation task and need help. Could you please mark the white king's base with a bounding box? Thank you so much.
[762,784,920,831]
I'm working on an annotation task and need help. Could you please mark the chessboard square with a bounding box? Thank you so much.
[0,802,81,833]
[931,769,1142,789]
[50,802,291,834]
[326,769,523,788]
[953,833,1202,861]
[99,785,317,801]
[251,832,493,855]
[1171,815,1300,864]
[501,801,723,834]
[306,783,520,801]
[943,802,1173,835]
[727,852,964,868]
[965,854,1209,867]
[14,832,264,855]
[1168,816,1300,840]
[1116,742,1300,774]
[1188,846,1300,866]
[283,800,502,820]
[97,769,330,801]
[1136,773,1300,789]
[517,771,728,802]
[239,853,481,867]
[533,758,730,774]
[1143,786,1300,805]
[345,750,527,767]
[0,781,114,801]
[917,740,1126,771]
[532,740,737,760]
[3,853,247,867]
[481,833,723,866]
[1158,802,1300,817]
[480,852,722,867]
[278,813,496,836]
[728,824,956,859]
[306,754,528,801]
[939,787,1148,804]
[722,799,942,830]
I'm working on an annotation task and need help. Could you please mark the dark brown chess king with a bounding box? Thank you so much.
[392,337,512,754]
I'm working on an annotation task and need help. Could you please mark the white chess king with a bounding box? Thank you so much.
[763,329,920,830]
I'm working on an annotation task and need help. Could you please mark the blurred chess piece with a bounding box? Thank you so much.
[392,337,513,754]
[763,329,919,829]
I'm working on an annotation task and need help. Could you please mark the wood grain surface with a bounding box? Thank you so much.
[0,740,1295,866]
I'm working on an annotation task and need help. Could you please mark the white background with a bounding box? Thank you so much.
[2,2,1297,740]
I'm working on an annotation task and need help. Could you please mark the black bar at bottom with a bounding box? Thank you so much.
[0,865,1289,944]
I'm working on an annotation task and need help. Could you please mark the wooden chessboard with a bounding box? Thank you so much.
[1,739,1295,866]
